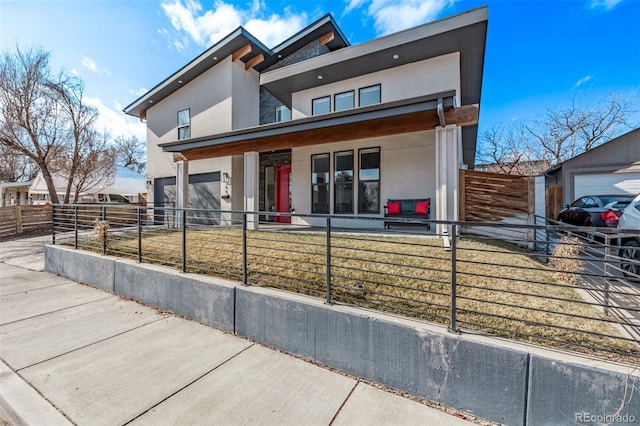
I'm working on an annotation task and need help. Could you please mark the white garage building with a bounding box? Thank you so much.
[545,128,640,204]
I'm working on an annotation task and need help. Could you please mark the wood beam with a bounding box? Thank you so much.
[245,54,264,70]
[173,153,188,162]
[232,44,252,62]
[178,104,479,161]
[139,111,147,122]
[444,104,479,127]
[319,31,335,46]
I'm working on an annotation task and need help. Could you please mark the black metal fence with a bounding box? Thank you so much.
[51,204,640,362]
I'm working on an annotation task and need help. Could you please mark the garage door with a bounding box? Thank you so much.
[153,172,220,226]
[575,173,640,199]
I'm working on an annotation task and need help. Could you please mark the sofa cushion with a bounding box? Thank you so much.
[386,201,401,215]
[415,200,429,215]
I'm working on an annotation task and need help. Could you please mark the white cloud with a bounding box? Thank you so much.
[160,0,307,49]
[344,0,368,15]
[590,0,623,10]
[81,57,112,76]
[344,0,455,35]
[574,75,593,89]
[85,96,146,142]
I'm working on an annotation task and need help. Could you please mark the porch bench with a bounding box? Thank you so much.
[384,198,431,230]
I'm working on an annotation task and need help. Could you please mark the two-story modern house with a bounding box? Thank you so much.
[124,7,487,231]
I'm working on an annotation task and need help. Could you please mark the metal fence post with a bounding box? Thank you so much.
[137,207,142,263]
[242,212,248,286]
[449,223,459,333]
[74,205,78,249]
[604,234,611,315]
[181,209,187,273]
[51,204,56,245]
[326,217,332,305]
[101,205,106,221]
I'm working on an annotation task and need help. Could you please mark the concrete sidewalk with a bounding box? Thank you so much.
[0,260,474,425]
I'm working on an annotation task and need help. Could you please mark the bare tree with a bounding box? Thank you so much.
[476,93,637,170]
[0,144,38,182]
[114,135,146,174]
[0,46,117,203]
[46,75,112,203]
[0,47,65,203]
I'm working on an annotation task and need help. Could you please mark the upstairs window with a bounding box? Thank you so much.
[359,85,381,107]
[312,96,331,116]
[177,109,190,140]
[275,106,291,122]
[334,91,354,112]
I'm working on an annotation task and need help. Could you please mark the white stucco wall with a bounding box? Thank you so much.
[231,60,260,130]
[291,53,460,119]
[291,130,436,228]
[145,56,260,212]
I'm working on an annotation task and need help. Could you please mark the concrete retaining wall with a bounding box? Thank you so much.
[44,245,640,426]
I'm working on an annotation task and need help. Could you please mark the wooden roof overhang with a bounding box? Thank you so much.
[160,92,479,163]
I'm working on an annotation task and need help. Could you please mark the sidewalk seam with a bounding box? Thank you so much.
[328,380,360,425]
[15,316,169,372]
[121,342,257,425]
[0,295,114,327]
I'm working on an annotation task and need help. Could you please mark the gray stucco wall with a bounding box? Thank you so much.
[44,245,640,426]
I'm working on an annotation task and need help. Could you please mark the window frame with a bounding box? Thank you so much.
[357,147,381,214]
[312,96,331,116]
[333,150,354,214]
[311,153,331,214]
[334,90,355,112]
[275,105,291,122]
[358,84,381,107]
[177,108,190,140]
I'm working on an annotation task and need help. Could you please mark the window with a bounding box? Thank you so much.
[178,109,190,140]
[358,147,380,213]
[359,85,381,107]
[311,153,330,213]
[312,96,331,115]
[334,91,354,112]
[334,151,353,214]
[275,106,291,122]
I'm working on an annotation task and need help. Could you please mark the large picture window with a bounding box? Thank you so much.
[312,96,331,115]
[178,108,190,140]
[334,151,353,214]
[358,147,380,213]
[311,153,330,213]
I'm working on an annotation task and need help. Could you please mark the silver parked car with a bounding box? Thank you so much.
[617,194,640,279]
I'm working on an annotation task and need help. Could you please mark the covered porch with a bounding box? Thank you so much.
[160,92,478,234]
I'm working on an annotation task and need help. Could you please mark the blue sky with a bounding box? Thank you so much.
[2,0,639,148]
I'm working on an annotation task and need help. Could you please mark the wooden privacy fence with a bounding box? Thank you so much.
[0,205,53,238]
[459,170,535,245]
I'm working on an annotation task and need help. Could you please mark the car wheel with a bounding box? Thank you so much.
[619,239,640,280]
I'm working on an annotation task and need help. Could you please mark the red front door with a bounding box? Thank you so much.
[275,164,291,223]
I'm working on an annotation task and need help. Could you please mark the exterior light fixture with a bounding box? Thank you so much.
[318,75,323,79]
[393,54,399,59]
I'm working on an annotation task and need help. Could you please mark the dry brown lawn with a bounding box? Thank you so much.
[84,228,638,362]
